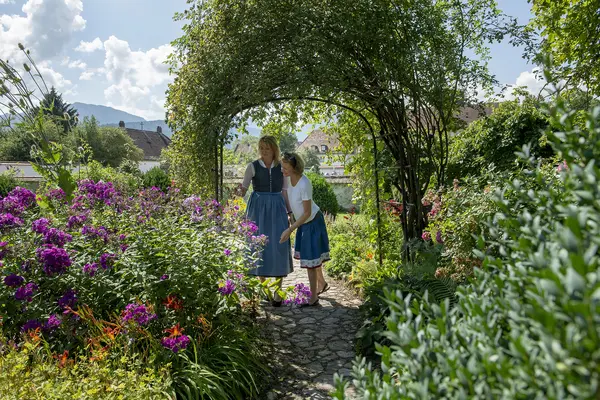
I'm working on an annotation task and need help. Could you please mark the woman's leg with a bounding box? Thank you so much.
[316,267,327,293]
[307,268,319,304]
[273,277,283,301]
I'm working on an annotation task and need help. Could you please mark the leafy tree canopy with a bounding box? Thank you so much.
[529,0,600,97]
[166,0,516,242]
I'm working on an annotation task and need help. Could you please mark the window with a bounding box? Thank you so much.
[311,145,319,152]
[321,145,328,152]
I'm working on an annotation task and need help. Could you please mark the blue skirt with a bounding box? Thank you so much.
[246,191,293,277]
[294,211,330,269]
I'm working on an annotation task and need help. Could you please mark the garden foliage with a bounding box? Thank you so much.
[334,102,600,399]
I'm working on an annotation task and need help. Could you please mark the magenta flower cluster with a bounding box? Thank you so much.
[15,282,38,302]
[161,335,191,353]
[122,303,157,326]
[4,273,24,287]
[283,283,312,306]
[0,213,24,230]
[81,225,109,243]
[57,289,77,310]
[37,245,72,275]
[217,279,236,295]
[43,228,73,247]
[32,218,51,234]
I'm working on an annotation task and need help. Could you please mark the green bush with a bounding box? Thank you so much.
[143,166,171,192]
[448,97,553,179]
[0,170,23,197]
[306,171,339,216]
[334,102,600,399]
[0,343,170,399]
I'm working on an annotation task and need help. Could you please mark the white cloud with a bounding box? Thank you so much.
[0,0,16,4]
[79,71,94,80]
[0,0,86,61]
[101,36,173,120]
[37,61,72,90]
[67,59,86,69]
[74,37,103,53]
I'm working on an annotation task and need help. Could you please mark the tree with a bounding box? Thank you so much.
[75,117,144,167]
[166,0,514,245]
[299,148,320,173]
[529,0,600,98]
[447,97,553,179]
[33,87,78,133]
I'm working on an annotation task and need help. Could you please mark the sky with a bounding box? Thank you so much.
[0,0,542,138]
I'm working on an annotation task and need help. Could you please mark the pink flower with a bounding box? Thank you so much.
[422,231,431,241]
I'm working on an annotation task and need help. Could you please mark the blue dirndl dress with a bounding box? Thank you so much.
[246,160,293,277]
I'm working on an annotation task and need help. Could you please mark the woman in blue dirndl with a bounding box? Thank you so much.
[237,136,293,306]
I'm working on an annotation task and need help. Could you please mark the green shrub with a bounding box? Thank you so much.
[0,343,171,399]
[448,97,553,179]
[143,166,171,192]
[0,170,23,197]
[335,102,600,399]
[306,171,339,216]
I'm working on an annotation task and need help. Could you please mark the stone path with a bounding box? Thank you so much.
[260,260,362,399]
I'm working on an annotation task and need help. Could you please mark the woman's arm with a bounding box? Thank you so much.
[235,163,253,197]
[279,200,311,243]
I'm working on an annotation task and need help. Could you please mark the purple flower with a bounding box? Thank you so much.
[83,262,98,277]
[1,187,35,215]
[66,214,88,229]
[81,225,109,243]
[160,274,169,281]
[58,289,77,310]
[15,282,38,302]
[4,273,24,287]
[47,188,66,201]
[8,187,35,206]
[37,245,72,275]
[161,335,190,353]
[32,218,51,234]
[0,213,24,230]
[436,230,443,244]
[283,283,312,306]
[122,303,157,326]
[100,253,116,269]
[224,249,232,256]
[44,314,62,331]
[43,228,73,247]
[21,319,42,332]
[217,279,236,295]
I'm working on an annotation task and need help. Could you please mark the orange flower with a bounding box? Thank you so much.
[102,326,120,341]
[54,350,70,368]
[164,323,183,337]
[163,294,183,310]
[28,327,42,343]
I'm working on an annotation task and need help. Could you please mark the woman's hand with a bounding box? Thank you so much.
[279,228,292,244]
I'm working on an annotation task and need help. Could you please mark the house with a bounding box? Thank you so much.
[118,121,171,161]
[297,129,351,176]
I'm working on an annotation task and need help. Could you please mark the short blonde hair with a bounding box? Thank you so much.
[258,135,281,164]
[281,151,304,174]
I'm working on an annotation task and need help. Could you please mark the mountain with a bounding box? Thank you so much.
[72,102,145,125]
[70,103,172,137]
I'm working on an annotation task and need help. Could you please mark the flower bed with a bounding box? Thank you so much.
[0,182,271,398]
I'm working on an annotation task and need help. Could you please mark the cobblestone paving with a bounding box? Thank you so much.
[259,261,362,399]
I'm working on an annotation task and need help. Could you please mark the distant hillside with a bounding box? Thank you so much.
[72,102,145,125]
[103,120,172,137]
